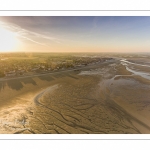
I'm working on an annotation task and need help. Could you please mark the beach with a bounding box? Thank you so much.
[0,58,150,133]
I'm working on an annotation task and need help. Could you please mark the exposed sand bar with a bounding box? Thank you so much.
[34,84,59,106]
[121,62,150,81]
[0,59,150,133]
[121,59,150,68]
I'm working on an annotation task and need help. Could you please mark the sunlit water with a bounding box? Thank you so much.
[121,59,150,68]
[121,59,150,81]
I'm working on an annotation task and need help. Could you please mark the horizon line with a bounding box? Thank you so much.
[0,51,150,54]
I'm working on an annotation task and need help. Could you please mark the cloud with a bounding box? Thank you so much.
[0,21,61,47]
[20,36,47,46]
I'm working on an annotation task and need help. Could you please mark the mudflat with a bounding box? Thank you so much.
[0,58,150,134]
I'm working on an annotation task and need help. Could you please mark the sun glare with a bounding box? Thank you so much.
[0,25,19,52]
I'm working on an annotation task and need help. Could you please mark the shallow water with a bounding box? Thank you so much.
[121,59,150,81]
[121,59,150,68]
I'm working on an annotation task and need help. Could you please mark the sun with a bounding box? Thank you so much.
[0,25,19,52]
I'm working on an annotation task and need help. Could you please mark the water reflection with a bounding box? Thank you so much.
[121,60,150,81]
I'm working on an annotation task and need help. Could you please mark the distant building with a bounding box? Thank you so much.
[5,72,16,77]
[32,68,39,71]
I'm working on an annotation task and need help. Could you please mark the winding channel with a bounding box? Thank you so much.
[121,59,150,81]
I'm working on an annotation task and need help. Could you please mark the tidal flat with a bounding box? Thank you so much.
[0,55,150,134]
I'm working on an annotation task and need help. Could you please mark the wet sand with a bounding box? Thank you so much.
[0,59,150,133]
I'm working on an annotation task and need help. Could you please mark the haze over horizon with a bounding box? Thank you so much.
[0,16,150,53]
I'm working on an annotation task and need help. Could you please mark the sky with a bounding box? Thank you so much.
[0,16,150,53]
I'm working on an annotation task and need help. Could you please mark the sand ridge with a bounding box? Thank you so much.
[0,58,150,133]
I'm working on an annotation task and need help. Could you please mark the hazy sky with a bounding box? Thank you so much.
[0,16,150,53]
